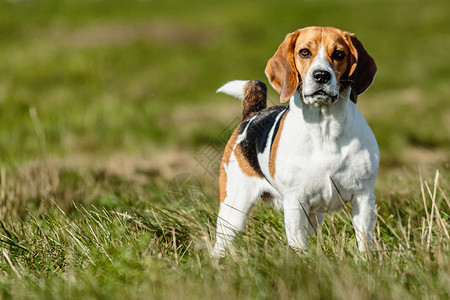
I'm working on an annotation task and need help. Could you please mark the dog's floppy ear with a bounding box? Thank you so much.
[345,32,377,103]
[265,31,301,103]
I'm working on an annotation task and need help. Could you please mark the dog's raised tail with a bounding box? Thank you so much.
[217,80,267,120]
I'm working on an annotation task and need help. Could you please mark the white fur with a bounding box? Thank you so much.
[214,56,379,256]
[257,109,287,178]
[214,152,276,257]
[274,90,379,251]
[216,80,249,100]
[302,44,339,105]
[236,115,257,144]
[213,85,379,256]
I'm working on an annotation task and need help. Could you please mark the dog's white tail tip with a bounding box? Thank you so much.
[216,80,249,100]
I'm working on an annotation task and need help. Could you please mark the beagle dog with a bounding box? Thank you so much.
[214,26,378,256]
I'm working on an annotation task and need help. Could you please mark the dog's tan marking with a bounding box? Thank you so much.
[265,26,376,103]
[269,110,288,178]
[242,80,267,120]
[219,127,263,204]
[219,130,238,203]
[234,143,264,179]
[293,27,352,85]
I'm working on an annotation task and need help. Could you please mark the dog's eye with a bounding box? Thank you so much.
[332,50,345,61]
[299,48,311,58]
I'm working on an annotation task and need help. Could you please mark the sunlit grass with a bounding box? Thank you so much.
[0,0,449,299]
[0,166,448,299]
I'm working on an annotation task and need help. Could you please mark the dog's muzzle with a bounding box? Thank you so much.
[303,89,338,105]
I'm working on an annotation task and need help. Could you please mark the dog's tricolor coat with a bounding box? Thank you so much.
[214,26,379,256]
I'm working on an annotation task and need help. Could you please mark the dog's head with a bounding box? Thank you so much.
[265,26,377,105]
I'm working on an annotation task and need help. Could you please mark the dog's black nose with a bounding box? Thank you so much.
[313,70,331,84]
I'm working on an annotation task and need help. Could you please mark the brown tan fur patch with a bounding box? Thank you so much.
[292,27,352,93]
[265,27,376,103]
[234,143,264,179]
[219,129,238,203]
[219,125,265,203]
[242,80,267,120]
[269,110,288,178]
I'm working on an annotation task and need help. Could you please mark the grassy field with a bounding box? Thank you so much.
[0,0,449,299]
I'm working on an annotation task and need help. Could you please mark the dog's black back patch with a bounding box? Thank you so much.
[237,106,288,177]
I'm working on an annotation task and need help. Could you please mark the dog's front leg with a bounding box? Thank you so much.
[351,191,376,252]
[283,197,310,251]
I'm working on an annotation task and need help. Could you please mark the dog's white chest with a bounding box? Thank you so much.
[274,141,353,213]
[269,97,378,214]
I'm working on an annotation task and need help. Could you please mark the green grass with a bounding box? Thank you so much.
[0,168,448,299]
[0,0,449,299]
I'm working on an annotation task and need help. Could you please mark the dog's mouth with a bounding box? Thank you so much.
[303,89,338,105]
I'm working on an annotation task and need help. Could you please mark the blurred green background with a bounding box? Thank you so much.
[0,0,449,182]
[0,1,449,298]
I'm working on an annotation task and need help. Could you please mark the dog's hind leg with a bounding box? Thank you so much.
[213,161,264,257]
